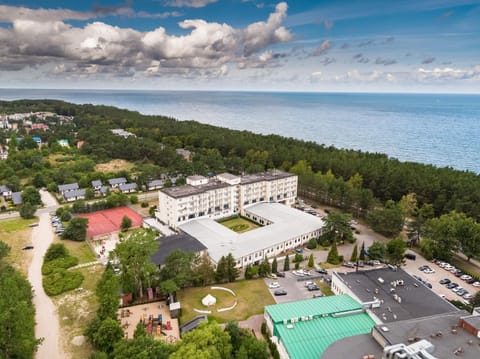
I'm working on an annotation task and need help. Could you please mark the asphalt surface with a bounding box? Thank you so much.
[265,271,327,304]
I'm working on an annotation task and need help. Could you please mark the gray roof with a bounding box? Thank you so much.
[0,185,10,193]
[160,180,230,199]
[147,179,164,188]
[187,175,207,181]
[99,186,109,194]
[217,172,239,181]
[108,177,127,185]
[463,315,480,330]
[151,233,207,266]
[240,170,295,184]
[119,183,137,191]
[321,334,383,359]
[179,202,323,263]
[374,311,480,359]
[64,188,86,199]
[335,267,458,322]
[91,180,102,187]
[58,183,79,192]
[12,191,22,205]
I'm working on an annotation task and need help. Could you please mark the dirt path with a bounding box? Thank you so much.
[28,191,66,359]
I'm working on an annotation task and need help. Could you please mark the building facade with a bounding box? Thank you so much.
[157,170,297,229]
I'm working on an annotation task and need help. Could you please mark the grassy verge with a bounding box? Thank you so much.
[177,279,274,324]
[54,264,103,359]
[218,216,260,233]
[450,255,480,279]
[317,280,334,296]
[0,217,36,275]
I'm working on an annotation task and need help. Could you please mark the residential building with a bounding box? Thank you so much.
[108,177,127,188]
[176,148,191,161]
[147,179,164,191]
[11,191,22,206]
[64,188,86,202]
[58,183,79,195]
[0,185,12,199]
[119,183,137,193]
[91,180,103,191]
[157,170,297,229]
[264,295,375,359]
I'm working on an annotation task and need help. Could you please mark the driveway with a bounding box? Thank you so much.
[28,190,66,359]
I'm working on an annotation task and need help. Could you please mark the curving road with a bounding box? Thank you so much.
[27,190,66,359]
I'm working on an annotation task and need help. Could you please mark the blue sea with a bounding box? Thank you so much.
[1,89,479,174]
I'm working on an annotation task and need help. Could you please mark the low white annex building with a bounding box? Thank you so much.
[179,202,323,268]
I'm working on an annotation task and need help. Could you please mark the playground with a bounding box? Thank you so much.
[118,301,179,343]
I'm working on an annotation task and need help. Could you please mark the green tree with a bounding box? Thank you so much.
[159,250,196,289]
[258,258,271,278]
[19,202,36,219]
[423,212,462,261]
[456,216,480,262]
[407,203,434,245]
[60,211,72,222]
[112,334,173,359]
[216,256,228,282]
[306,238,317,249]
[367,200,404,237]
[62,217,88,241]
[111,229,159,298]
[226,253,240,282]
[244,265,258,280]
[271,257,278,273]
[44,243,68,262]
[121,216,132,232]
[321,211,355,244]
[283,254,290,271]
[327,240,340,265]
[95,266,120,321]
[350,245,358,262]
[22,186,42,206]
[368,241,386,260]
[359,242,366,261]
[171,322,232,359]
[307,254,314,268]
[470,291,480,310]
[385,238,407,265]
[91,318,123,354]
[194,253,216,286]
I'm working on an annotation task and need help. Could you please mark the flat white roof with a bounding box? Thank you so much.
[179,203,323,263]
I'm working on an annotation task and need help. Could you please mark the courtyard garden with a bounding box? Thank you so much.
[218,216,260,233]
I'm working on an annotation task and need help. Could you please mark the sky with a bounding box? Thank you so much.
[0,0,479,93]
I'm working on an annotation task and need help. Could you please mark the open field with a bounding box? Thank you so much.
[53,236,97,264]
[177,279,274,324]
[0,217,36,275]
[95,159,135,173]
[218,216,260,233]
[54,264,103,358]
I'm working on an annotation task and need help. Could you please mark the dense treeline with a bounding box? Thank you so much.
[2,99,480,220]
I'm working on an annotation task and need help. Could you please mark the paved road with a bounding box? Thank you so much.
[27,190,66,359]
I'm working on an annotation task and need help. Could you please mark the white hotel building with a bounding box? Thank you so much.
[157,170,298,229]
[156,170,324,268]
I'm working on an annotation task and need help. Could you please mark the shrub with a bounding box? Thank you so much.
[45,243,68,262]
[42,256,79,275]
[141,201,149,208]
[261,322,267,336]
[129,195,138,204]
[43,270,84,296]
[306,238,317,249]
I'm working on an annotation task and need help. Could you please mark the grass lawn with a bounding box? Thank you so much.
[451,255,480,278]
[95,159,135,173]
[317,280,334,296]
[218,216,260,233]
[53,236,96,264]
[177,279,274,324]
[0,217,36,275]
[54,264,103,358]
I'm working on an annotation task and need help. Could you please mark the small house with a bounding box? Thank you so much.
[11,191,23,206]
[0,185,12,199]
[147,179,164,191]
[108,177,127,188]
[119,183,137,193]
[58,183,79,195]
[91,180,103,191]
[64,188,86,202]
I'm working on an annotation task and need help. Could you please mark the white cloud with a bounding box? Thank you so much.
[0,3,292,78]
[335,69,396,82]
[416,66,480,80]
[310,40,331,56]
[166,0,218,8]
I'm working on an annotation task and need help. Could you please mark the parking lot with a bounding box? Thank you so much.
[264,270,329,304]
[402,250,479,302]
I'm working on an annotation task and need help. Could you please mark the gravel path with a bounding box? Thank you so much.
[27,190,66,359]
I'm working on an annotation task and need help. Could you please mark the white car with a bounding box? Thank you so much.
[292,270,305,277]
[463,293,474,300]
[268,282,280,289]
[472,281,480,287]
[452,286,463,293]
[460,275,472,281]
[424,269,436,274]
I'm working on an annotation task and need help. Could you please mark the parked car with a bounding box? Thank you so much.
[316,268,328,275]
[275,272,286,278]
[472,281,480,287]
[267,273,278,279]
[404,253,416,260]
[463,293,474,300]
[295,248,304,254]
[307,284,320,291]
[460,275,472,281]
[466,278,476,284]
[439,278,451,285]
[274,289,287,296]
[28,222,39,227]
[22,245,34,250]
[446,282,459,289]
[424,269,436,274]
[343,262,355,268]
[456,289,467,296]
[268,282,280,289]
[312,293,324,298]
[292,270,305,277]
[452,286,464,293]
[418,265,429,271]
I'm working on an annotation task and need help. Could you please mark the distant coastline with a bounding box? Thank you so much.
[1,89,479,174]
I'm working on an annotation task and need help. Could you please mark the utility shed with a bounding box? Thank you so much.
[264,295,375,359]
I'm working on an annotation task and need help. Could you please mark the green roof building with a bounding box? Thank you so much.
[264,295,376,359]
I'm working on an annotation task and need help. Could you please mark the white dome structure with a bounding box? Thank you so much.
[202,294,217,307]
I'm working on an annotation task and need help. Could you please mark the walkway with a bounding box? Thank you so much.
[27,190,66,359]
